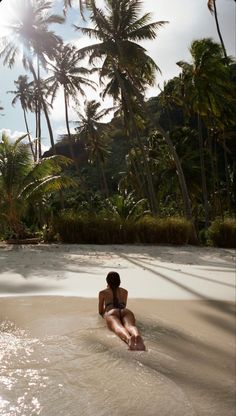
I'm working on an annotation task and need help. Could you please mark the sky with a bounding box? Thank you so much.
[0,0,235,151]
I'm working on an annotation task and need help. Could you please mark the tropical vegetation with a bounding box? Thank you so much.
[0,0,235,246]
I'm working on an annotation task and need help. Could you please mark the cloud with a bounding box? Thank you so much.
[0,128,27,141]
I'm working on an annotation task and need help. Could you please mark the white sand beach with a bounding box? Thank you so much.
[0,244,235,416]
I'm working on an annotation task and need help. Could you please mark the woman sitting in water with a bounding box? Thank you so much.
[98,271,146,351]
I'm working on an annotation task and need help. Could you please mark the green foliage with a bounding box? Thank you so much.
[208,218,236,248]
[54,211,194,245]
[136,216,193,245]
[0,133,75,239]
[104,193,149,222]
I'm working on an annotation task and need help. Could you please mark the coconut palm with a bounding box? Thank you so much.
[0,0,64,153]
[75,100,113,196]
[75,0,168,214]
[0,132,74,239]
[46,43,96,174]
[151,80,195,224]
[8,75,36,160]
[177,38,235,227]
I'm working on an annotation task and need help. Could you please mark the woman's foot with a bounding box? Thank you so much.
[134,335,146,351]
[128,335,136,350]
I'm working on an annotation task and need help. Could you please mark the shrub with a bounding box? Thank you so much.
[54,211,194,245]
[54,211,123,244]
[136,216,193,245]
[208,218,236,248]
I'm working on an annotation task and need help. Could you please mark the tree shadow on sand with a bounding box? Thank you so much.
[118,253,236,319]
[0,244,118,280]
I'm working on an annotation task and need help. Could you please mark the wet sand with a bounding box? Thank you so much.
[0,244,235,415]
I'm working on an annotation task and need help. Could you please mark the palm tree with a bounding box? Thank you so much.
[46,43,96,174]
[154,80,195,223]
[8,75,36,160]
[0,132,74,239]
[75,0,168,215]
[105,193,148,222]
[207,0,228,60]
[0,0,64,153]
[177,38,234,227]
[75,99,113,196]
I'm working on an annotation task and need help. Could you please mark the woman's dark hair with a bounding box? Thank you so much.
[106,271,121,308]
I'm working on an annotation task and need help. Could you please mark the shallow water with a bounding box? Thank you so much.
[0,297,235,416]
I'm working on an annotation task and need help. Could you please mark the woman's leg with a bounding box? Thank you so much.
[105,314,131,345]
[122,310,146,351]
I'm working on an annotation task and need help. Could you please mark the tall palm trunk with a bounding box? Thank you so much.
[38,102,42,159]
[37,61,56,155]
[214,138,224,218]
[23,107,36,161]
[206,129,216,217]
[156,123,198,243]
[30,61,56,156]
[211,0,228,60]
[222,138,232,215]
[42,101,56,154]
[98,153,109,198]
[114,69,158,215]
[198,114,210,228]
[64,89,81,175]
[35,103,38,161]
[129,153,146,199]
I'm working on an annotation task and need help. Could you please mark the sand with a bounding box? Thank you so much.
[0,244,235,415]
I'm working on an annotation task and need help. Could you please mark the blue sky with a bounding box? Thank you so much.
[0,0,235,151]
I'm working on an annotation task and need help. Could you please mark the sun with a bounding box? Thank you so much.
[0,0,18,36]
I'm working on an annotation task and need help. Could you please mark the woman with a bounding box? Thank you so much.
[98,271,146,351]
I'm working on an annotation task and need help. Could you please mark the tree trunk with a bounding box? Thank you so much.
[207,129,217,217]
[223,138,232,215]
[118,79,158,215]
[38,102,42,159]
[23,108,36,161]
[212,0,228,60]
[42,100,56,154]
[35,105,38,162]
[198,115,210,228]
[214,138,224,218]
[98,153,109,198]
[64,89,81,175]
[156,123,199,244]
[125,102,158,215]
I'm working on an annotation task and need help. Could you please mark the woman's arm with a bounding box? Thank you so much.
[98,291,105,317]
[124,289,128,306]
